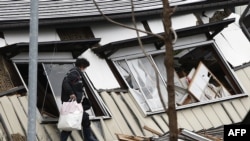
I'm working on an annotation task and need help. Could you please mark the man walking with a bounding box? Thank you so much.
[60,58,98,141]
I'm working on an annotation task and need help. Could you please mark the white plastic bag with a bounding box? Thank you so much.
[57,101,83,131]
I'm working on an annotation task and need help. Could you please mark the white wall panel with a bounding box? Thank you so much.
[144,14,197,35]
[3,28,60,45]
[215,34,244,67]
[171,14,197,30]
[80,49,120,89]
[91,22,146,45]
[214,14,250,67]
[147,15,189,33]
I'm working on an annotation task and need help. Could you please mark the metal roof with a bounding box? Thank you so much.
[0,0,200,21]
[0,0,248,29]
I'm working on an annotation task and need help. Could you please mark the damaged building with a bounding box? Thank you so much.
[0,0,250,140]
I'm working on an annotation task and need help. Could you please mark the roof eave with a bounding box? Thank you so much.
[0,38,101,59]
[92,18,235,58]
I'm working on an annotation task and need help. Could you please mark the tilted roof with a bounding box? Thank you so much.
[0,0,248,29]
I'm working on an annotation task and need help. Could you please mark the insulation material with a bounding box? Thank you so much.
[80,49,120,89]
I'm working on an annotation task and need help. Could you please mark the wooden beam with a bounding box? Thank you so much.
[116,133,150,141]
[0,86,25,96]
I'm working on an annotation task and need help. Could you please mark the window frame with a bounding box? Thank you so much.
[12,58,111,123]
[111,40,247,115]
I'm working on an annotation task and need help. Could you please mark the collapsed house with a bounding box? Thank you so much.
[0,0,250,140]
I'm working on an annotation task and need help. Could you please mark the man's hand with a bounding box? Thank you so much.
[70,94,76,101]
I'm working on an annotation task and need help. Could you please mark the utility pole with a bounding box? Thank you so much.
[27,0,39,140]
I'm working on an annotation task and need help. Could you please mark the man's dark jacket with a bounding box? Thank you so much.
[61,67,84,103]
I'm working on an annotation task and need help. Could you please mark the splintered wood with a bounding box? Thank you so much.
[116,133,150,141]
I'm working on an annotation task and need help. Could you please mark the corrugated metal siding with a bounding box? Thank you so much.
[0,95,82,141]
[0,90,250,140]
[235,68,250,94]
[93,91,250,140]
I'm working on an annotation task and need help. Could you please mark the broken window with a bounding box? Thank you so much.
[112,41,245,114]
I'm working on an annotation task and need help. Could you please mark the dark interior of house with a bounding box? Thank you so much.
[174,44,242,102]
[16,64,59,118]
